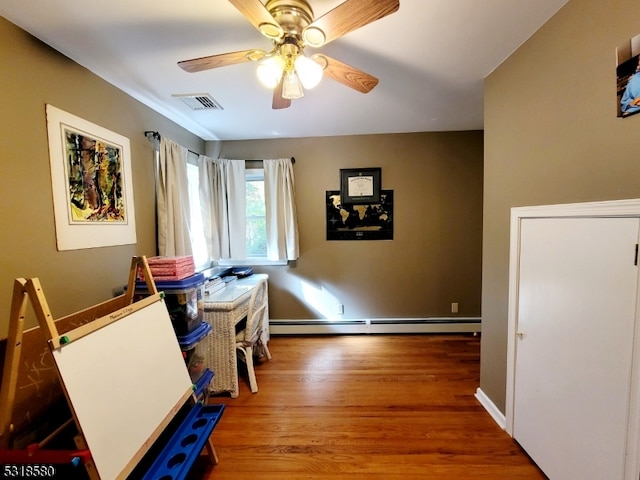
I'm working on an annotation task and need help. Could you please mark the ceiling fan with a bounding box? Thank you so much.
[177,0,400,109]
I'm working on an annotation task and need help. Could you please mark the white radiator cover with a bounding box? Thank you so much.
[269,317,481,335]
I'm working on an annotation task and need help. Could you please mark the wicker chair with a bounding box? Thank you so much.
[235,278,271,393]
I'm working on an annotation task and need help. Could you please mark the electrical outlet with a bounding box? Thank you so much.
[451,302,459,313]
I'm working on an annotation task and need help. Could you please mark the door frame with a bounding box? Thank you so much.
[505,198,640,479]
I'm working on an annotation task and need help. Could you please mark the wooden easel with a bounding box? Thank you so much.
[0,257,156,450]
[0,256,220,479]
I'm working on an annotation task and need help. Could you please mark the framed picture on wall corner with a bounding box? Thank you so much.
[340,167,381,204]
[45,104,137,251]
[616,32,640,118]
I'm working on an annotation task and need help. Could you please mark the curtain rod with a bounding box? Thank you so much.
[144,130,198,156]
[144,131,295,163]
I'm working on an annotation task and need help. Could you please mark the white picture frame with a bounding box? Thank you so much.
[46,104,136,250]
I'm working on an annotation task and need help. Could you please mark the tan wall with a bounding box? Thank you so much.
[0,17,204,335]
[482,0,640,412]
[220,133,483,320]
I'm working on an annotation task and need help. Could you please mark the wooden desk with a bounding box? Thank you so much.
[203,274,269,398]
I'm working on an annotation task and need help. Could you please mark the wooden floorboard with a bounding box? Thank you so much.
[193,334,546,479]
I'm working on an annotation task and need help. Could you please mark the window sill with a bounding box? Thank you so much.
[216,259,288,267]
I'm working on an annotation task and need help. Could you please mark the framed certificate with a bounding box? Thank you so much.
[339,167,381,204]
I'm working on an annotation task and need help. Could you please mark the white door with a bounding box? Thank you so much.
[513,217,639,479]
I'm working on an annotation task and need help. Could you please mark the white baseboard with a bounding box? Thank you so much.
[269,317,481,335]
[475,387,506,430]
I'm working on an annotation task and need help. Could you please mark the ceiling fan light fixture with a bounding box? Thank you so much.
[295,55,323,89]
[246,49,267,62]
[282,70,304,99]
[258,22,284,40]
[257,56,285,89]
[180,0,400,109]
[303,26,325,47]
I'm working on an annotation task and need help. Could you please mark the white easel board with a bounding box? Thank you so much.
[51,296,193,480]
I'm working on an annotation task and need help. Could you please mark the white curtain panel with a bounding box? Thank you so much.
[199,157,246,260]
[264,158,300,261]
[225,159,247,259]
[156,137,193,256]
[199,156,226,262]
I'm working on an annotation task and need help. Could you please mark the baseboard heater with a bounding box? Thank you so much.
[269,317,481,335]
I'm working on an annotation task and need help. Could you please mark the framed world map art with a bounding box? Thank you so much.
[326,190,393,240]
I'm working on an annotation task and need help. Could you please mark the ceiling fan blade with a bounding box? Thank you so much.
[303,0,399,47]
[315,55,379,93]
[272,77,291,109]
[229,0,284,40]
[178,50,263,73]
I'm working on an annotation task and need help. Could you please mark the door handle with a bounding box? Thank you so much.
[516,331,524,339]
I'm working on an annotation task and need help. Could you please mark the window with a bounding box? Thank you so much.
[246,168,267,257]
[186,161,282,266]
[186,153,207,268]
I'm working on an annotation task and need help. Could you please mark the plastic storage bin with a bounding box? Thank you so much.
[136,273,205,335]
[177,321,211,384]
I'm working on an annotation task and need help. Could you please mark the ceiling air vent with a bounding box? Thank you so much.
[173,93,223,111]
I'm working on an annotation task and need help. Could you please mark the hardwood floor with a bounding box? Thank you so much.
[193,334,546,479]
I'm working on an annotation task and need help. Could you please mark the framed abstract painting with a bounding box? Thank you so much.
[46,104,136,250]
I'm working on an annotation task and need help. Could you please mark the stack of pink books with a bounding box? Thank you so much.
[139,255,196,282]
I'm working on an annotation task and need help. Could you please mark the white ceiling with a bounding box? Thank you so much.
[0,0,569,141]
